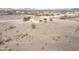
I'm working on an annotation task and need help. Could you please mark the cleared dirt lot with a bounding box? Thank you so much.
[0,14,79,51]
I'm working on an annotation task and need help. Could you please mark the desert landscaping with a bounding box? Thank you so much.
[0,8,79,51]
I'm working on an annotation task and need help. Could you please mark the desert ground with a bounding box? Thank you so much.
[0,10,79,51]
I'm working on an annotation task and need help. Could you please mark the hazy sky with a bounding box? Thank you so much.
[0,0,78,8]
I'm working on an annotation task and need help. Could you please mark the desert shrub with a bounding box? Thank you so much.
[7,11,13,15]
[45,42,47,46]
[56,13,60,15]
[39,20,42,22]
[16,43,19,46]
[75,28,79,32]
[31,23,36,29]
[41,46,45,50]
[0,40,4,45]
[0,32,2,35]
[0,32,2,40]
[23,17,31,21]
[68,12,71,14]
[35,14,41,16]
[21,33,28,38]
[60,15,67,19]
[78,14,79,15]
[45,14,50,16]
[5,26,16,31]
[4,46,8,48]
[44,18,47,21]
[44,18,47,23]
[60,16,65,19]
[8,49,12,51]
[50,18,53,21]
[51,14,54,16]
[25,33,28,36]
[16,30,19,33]
[0,32,5,46]
[9,26,16,29]
[64,15,67,17]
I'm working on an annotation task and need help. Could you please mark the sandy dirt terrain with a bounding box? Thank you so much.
[0,14,79,51]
